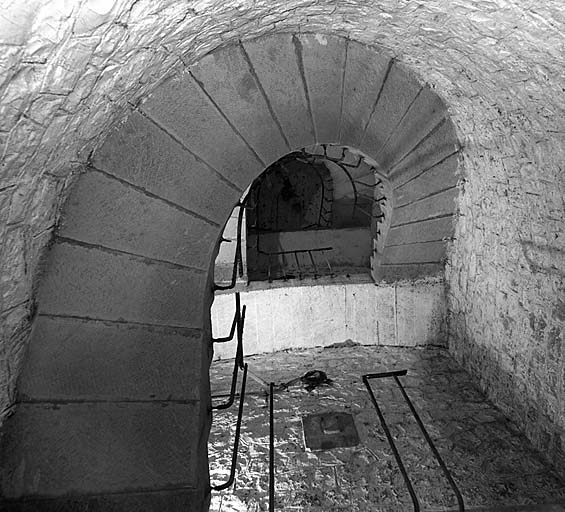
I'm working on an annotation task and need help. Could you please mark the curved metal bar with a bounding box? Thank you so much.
[236,305,246,370]
[257,246,333,256]
[362,374,420,511]
[215,200,247,291]
[393,375,465,511]
[311,153,360,223]
[212,296,246,410]
[212,353,240,411]
[212,292,240,344]
[211,363,248,491]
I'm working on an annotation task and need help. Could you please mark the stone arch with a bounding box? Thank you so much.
[1,32,460,508]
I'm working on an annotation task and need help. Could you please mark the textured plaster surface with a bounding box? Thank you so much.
[209,345,565,511]
[0,0,563,485]
[212,276,447,361]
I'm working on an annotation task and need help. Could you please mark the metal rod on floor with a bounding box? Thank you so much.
[364,369,408,379]
[393,375,465,511]
[269,381,275,512]
[211,363,248,491]
[362,374,420,512]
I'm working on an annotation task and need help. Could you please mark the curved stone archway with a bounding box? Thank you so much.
[0,33,461,509]
[0,2,562,510]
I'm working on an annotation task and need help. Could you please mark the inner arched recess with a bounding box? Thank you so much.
[0,33,460,509]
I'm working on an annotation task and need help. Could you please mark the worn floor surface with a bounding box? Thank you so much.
[208,345,565,511]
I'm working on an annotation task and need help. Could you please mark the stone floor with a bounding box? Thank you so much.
[208,345,565,511]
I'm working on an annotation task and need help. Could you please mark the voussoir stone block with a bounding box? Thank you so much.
[387,216,454,246]
[340,41,390,147]
[392,187,458,226]
[360,62,422,162]
[141,72,263,189]
[382,240,447,265]
[18,316,204,401]
[388,118,459,186]
[59,171,219,269]
[92,111,242,224]
[0,402,200,497]
[394,153,460,207]
[297,33,347,144]
[374,263,443,282]
[37,241,205,327]
[190,44,289,166]
[376,85,448,171]
[242,33,315,150]
[0,488,209,512]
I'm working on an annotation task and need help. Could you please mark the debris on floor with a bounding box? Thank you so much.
[209,345,565,511]
[277,370,334,392]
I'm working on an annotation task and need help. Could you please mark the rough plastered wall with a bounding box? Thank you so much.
[0,0,563,473]
[446,91,565,471]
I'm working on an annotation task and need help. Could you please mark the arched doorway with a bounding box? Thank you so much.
[0,33,460,510]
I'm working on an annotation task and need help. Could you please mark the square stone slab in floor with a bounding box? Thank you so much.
[302,411,360,450]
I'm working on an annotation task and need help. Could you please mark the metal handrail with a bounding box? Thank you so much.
[212,295,246,411]
[211,363,249,491]
[212,292,242,344]
[215,200,246,291]
[362,369,465,512]
[257,246,333,282]
[257,246,333,256]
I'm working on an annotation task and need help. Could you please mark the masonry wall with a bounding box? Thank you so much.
[0,0,563,489]
[447,120,565,475]
[212,277,447,360]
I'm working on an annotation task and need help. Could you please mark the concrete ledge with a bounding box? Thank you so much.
[211,276,446,360]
